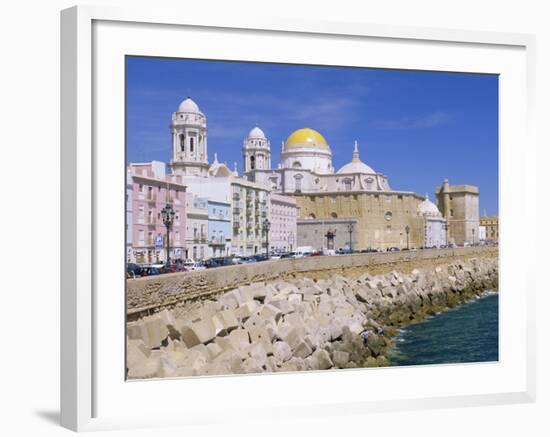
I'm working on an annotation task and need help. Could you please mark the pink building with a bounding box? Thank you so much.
[127,161,187,264]
[269,193,299,253]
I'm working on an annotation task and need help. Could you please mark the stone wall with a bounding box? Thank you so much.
[127,246,498,320]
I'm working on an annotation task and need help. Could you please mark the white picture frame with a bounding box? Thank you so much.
[60,5,536,432]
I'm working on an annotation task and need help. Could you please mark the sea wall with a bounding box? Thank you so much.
[126,254,498,379]
[127,246,497,319]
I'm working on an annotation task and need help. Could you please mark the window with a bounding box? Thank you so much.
[250,155,255,170]
[179,134,185,152]
[331,212,338,218]
[343,178,352,191]
[292,161,302,168]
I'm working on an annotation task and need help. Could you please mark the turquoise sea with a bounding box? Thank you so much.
[388,292,499,366]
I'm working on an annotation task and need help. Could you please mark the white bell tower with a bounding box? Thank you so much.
[169,97,209,177]
[243,125,271,175]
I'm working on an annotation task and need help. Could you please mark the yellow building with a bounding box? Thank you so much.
[480,215,499,241]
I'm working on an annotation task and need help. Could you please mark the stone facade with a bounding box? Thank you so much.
[295,191,425,250]
[480,215,499,241]
[435,179,479,245]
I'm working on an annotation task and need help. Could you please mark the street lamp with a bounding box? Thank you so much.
[161,203,175,268]
[405,225,410,250]
[472,228,475,245]
[325,228,336,250]
[288,232,295,252]
[346,221,354,253]
[262,218,270,258]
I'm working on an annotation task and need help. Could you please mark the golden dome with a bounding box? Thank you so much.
[284,128,330,151]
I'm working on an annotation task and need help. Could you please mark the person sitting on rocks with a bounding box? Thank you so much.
[360,330,370,347]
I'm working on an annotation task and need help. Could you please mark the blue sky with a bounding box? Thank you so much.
[126,57,499,215]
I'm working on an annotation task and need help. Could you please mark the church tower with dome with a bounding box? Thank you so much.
[169,97,209,177]
[243,126,271,173]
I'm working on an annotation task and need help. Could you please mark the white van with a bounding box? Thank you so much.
[294,246,315,258]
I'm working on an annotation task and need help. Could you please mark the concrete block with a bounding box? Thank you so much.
[318,327,332,345]
[206,342,224,360]
[127,355,160,379]
[234,301,259,322]
[179,318,217,347]
[127,317,169,349]
[268,298,293,315]
[248,326,270,344]
[127,339,151,368]
[243,314,265,331]
[214,309,239,333]
[328,324,343,341]
[246,342,268,368]
[332,350,350,368]
[157,355,178,378]
[242,358,264,374]
[281,326,306,350]
[310,349,333,370]
[272,341,292,363]
[256,303,283,323]
[293,340,313,359]
[227,328,250,350]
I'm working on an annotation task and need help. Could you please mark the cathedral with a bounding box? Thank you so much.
[167,97,479,252]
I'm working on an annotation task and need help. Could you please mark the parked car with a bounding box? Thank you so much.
[126,263,142,278]
[140,266,162,276]
[184,261,206,272]
[336,247,352,255]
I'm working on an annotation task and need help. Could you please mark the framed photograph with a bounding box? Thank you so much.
[61,5,536,432]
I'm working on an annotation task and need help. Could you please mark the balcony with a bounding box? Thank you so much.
[146,193,156,203]
[209,237,226,246]
[193,234,208,243]
[147,219,157,227]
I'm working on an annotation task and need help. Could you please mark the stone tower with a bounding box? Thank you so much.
[169,97,209,177]
[243,126,271,174]
[435,179,480,245]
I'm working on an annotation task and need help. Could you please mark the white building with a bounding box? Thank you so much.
[418,194,447,248]
[184,193,209,261]
[170,97,270,257]
[243,127,391,194]
[169,97,209,177]
[269,193,299,253]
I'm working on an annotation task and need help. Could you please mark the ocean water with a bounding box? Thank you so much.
[388,292,499,366]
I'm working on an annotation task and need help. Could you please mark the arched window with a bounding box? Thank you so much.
[292,161,302,168]
[250,155,255,170]
[190,137,194,152]
[308,213,316,219]
[179,134,185,152]
[331,212,338,218]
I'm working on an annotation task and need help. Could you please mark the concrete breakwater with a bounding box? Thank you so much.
[126,255,498,379]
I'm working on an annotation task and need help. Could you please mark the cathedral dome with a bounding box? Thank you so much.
[178,97,201,113]
[247,126,266,139]
[419,195,442,217]
[337,142,375,174]
[285,128,330,151]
